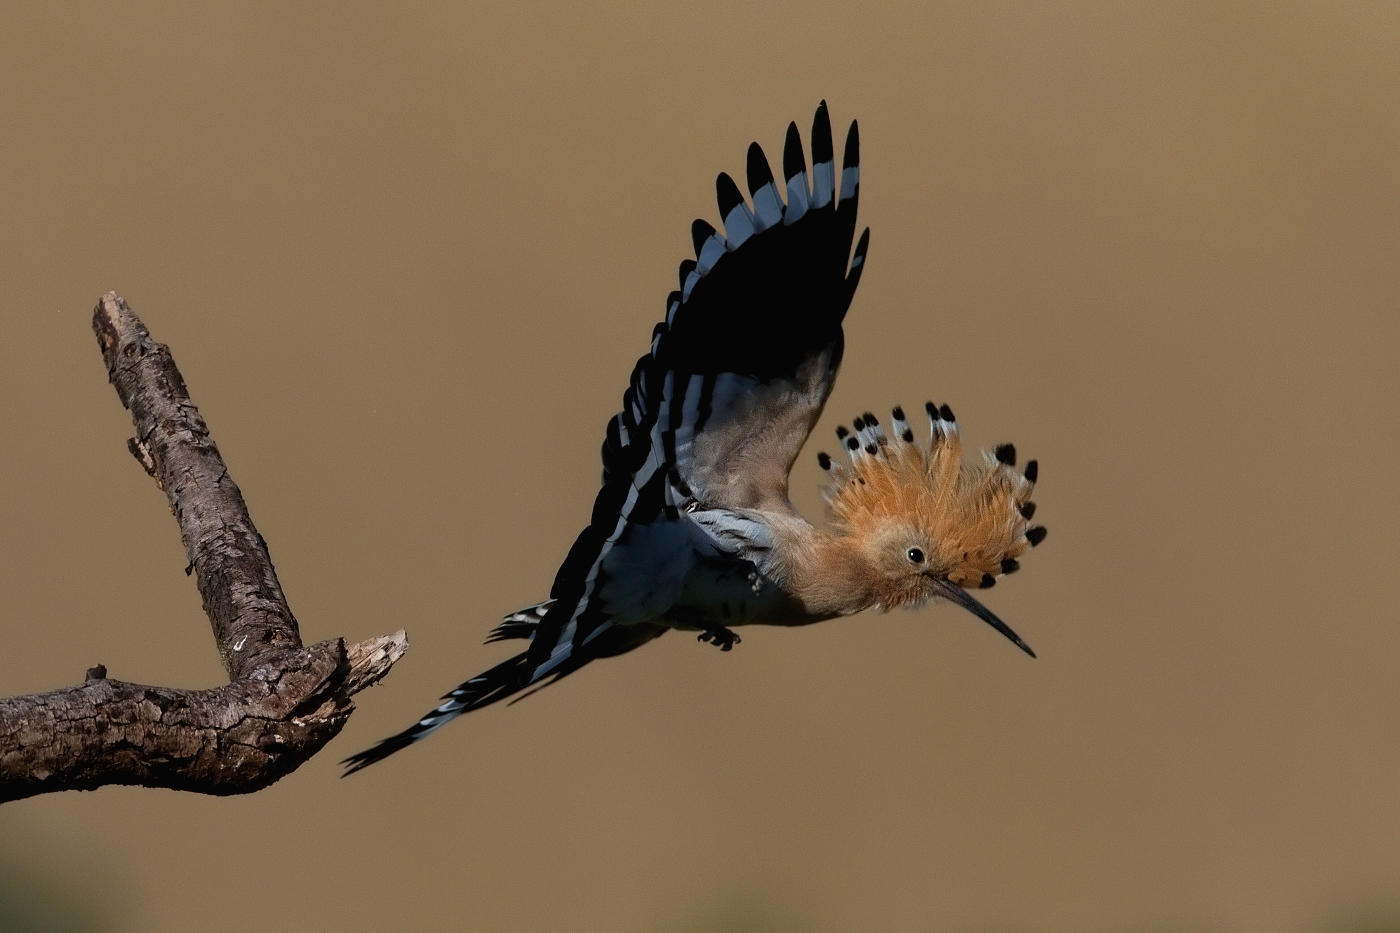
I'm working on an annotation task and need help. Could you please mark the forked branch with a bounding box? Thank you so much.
[0,293,407,803]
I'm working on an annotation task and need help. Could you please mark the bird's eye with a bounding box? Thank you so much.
[906,548,925,564]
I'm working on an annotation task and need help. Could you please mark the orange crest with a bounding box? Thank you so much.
[818,403,1045,591]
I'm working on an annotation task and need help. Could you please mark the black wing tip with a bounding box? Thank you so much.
[843,119,860,168]
[678,259,697,290]
[746,141,775,194]
[691,218,716,256]
[677,257,700,291]
[844,228,871,302]
[852,227,870,260]
[715,171,744,217]
[811,102,834,162]
[783,122,805,180]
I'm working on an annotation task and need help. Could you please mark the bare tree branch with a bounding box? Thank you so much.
[0,292,407,803]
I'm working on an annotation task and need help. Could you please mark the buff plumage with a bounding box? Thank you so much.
[818,402,1044,599]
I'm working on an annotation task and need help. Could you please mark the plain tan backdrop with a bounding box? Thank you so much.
[2,3,1398,932]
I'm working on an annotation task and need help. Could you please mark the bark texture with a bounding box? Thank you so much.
[0,292,407,803]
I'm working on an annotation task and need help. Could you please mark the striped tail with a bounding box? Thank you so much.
[340,650,535,775]
[341,601,550,775]
[340,601,663,775]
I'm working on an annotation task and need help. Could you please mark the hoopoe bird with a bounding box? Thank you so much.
[343,102,1046,775]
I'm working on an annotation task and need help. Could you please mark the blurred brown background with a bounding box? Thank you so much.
[1,3,1398,932]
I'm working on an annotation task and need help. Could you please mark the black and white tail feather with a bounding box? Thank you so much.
[342,102,868,775]
[485,600,553,644]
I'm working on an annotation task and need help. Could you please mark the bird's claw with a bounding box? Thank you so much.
[697,626,741,651]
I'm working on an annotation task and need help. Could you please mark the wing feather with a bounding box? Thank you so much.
[526,102,870,679]
[345,106,868,770]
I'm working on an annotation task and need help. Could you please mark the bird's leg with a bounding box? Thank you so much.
[697,626,742,651]
[697,598,742,651]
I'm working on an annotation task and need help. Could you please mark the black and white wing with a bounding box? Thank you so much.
[342,104,868,773]
[525,102,869,681]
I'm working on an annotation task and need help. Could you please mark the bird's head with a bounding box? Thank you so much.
[816,403,1045,656]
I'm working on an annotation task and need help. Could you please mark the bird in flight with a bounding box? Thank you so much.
[343,102,1046,775]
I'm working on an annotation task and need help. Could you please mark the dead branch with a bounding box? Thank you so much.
[0,292,407,802]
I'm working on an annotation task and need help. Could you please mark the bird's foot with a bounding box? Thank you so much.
[697,626,742,651]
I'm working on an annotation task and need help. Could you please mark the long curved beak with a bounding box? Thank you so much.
[928,577,1036,658]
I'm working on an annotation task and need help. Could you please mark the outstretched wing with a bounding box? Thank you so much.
[644,101,867,513]
[342,104,868,774]
[526,102,870,681]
